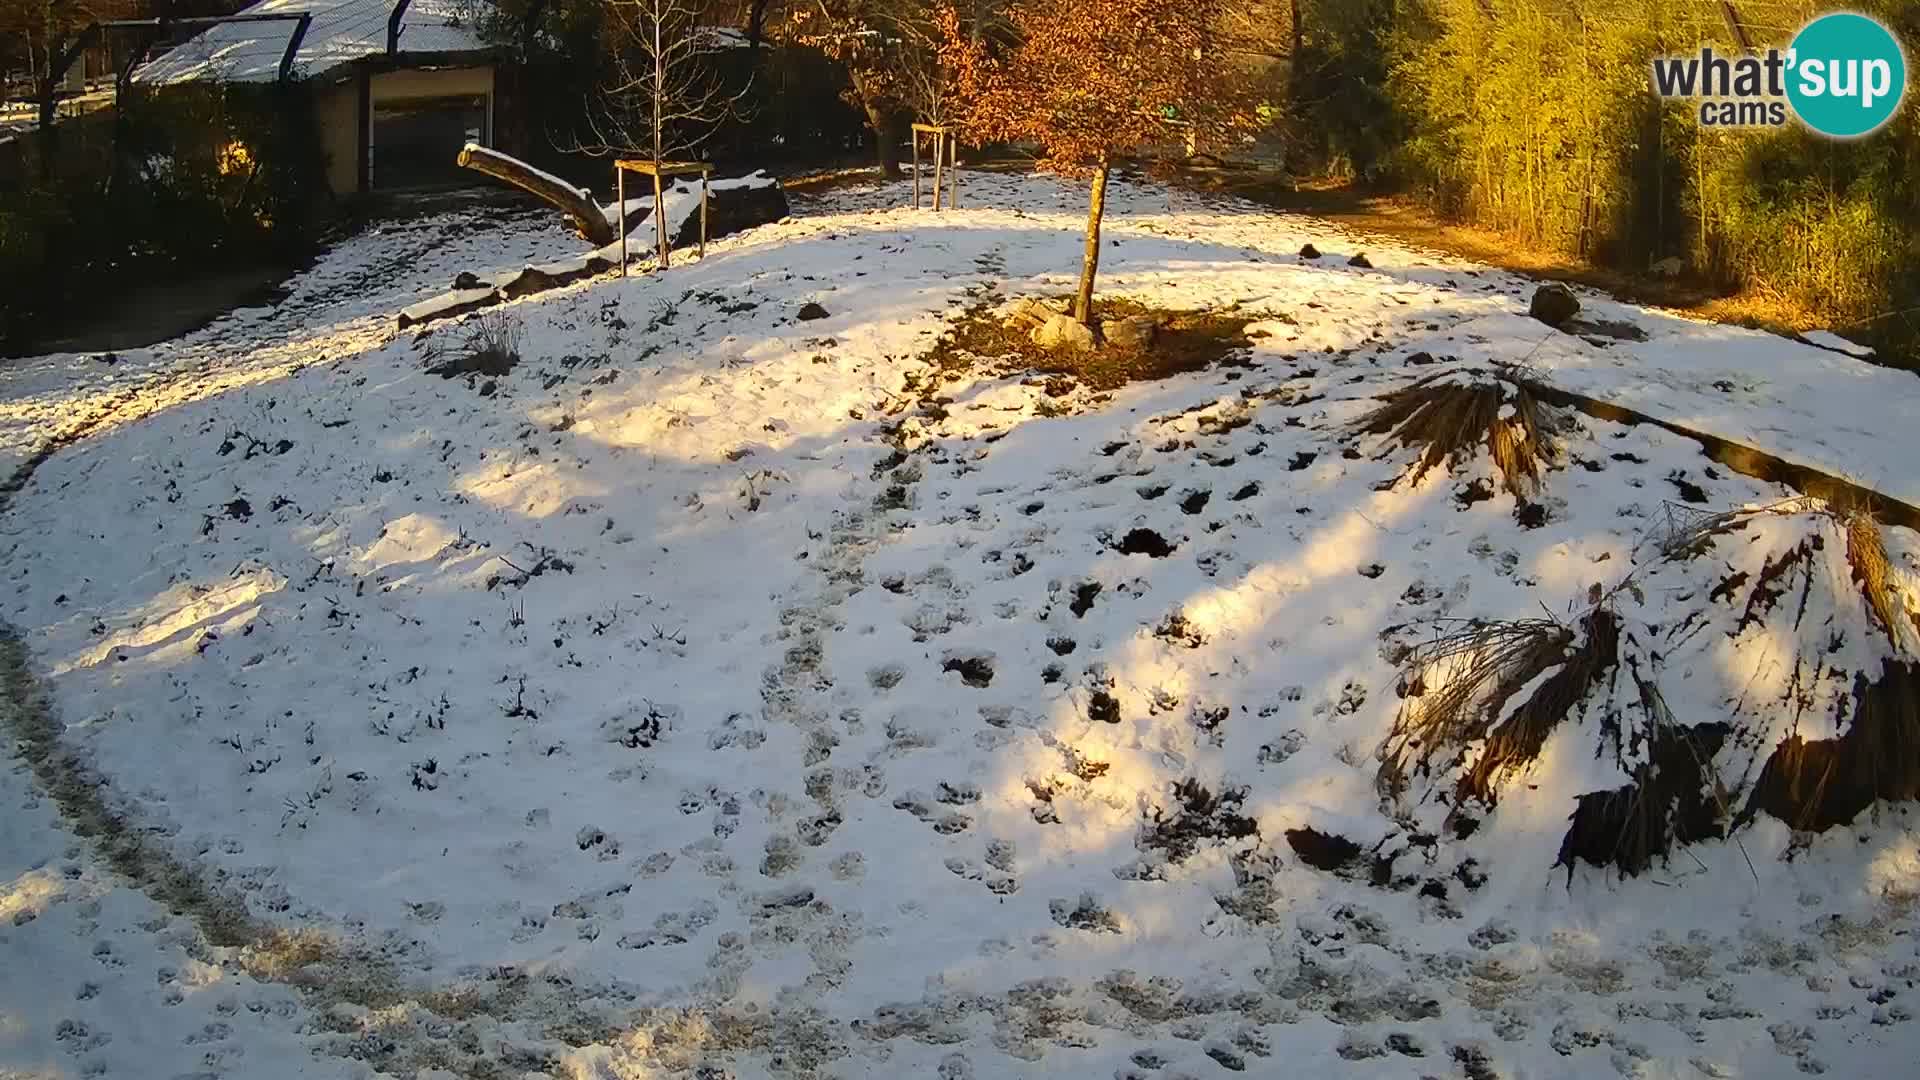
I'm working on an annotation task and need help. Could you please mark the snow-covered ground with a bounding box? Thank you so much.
[2,172,1918,1080]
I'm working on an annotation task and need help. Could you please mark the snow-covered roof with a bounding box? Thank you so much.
[133,0,494,86]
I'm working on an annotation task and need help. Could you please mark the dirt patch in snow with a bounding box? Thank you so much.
[1141,779,1258,863]
[916,298,1256,396]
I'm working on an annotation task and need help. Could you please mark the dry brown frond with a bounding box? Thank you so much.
[1353,372,1562,495]
[1377,616,1573,798]
[1844,510,1913,651]
[1743,661,1920,832]
[1459,609,1622,804]
[1556,719,1730,879]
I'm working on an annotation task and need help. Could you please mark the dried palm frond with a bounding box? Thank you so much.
[1352,371,1564,496]
[1844,510,1915,651]
[1742,661,1920,832]
[1378,616,1574,798]
[1556,718,1731,879]
[1648,496,1818,562]
[1459,609,1622,804]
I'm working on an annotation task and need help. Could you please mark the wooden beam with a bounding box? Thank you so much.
[653,169,667,268]
[356,67,371,192]
[614,159,713,178]
[387,0,414,55]
[932,129,944,212]
[279,13,311,82]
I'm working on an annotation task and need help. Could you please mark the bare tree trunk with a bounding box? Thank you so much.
[849,69,900,178]
[746,0,771,49]
[652,1,665,168]
[1074,158,1111,325]
[868,104,901,178]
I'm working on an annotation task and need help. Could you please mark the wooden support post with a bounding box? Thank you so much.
[911,131,921,209]
[652,169,667,270]
[951,152,961,210]
[617,167,627,276]
[612,159,713,271]
[932,130,945,212]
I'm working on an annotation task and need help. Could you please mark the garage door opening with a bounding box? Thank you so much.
[371,94,489,190]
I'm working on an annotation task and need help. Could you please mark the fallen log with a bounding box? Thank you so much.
[397,173,791,331]
[457,144,614,247]
[1517,377,1920,533]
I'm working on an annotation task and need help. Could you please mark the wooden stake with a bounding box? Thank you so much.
[911,130,921,208]
[699,172,709,259]
[652,169,667,270]
[932,130,945,212]
[617,167,627,276]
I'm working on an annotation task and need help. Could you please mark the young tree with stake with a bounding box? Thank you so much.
[577,0,749,169]
[944,0,1259,326]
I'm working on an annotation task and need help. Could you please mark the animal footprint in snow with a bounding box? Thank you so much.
[937,781,981,805]
[1333,682,1367,715]
[940,651,995,687]
[407,901,446,923]
[892,791,935,818]
[1256,729,1307,765]
[761,835,803,877]
[184,1022,232,1044]
[55,1018,110,1052]
[1048,894,1121,933]
[796,809,843,847]
[945,857,984,881]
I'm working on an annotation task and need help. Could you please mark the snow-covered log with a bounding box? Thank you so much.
[457,144,615,247]
[396,172,790,330]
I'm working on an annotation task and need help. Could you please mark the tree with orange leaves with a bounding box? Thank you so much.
[944,0,1261,326]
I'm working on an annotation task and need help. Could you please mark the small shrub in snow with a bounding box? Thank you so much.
[1352,368,1565,496]
[427,311,522,378]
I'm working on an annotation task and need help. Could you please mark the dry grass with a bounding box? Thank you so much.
[915,297,1255,397]
[426,309,523,378]
[1192,173,1849,350]
[1660,501,1919,837]
[1352,372,1562,496]
[1382,494,1920,867]
[1662,499,1916,651]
